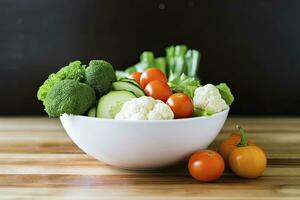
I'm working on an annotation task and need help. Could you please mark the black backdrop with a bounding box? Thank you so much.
[0,0,299,116]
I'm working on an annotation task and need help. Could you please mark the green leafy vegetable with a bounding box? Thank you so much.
[216,83,234,106]
[166,45,187,76]
[185,49,201,77]
[43,80,96,117]
[166,45,200,78]
[154,57,167,75]
[85,60,116,97]
[135,51,155,72]
[123,45,200,79]
[37,61,85,102]
[124,52,167,75]
[168,73,200,98]
[193,107,214,117]
[124,66,137,75]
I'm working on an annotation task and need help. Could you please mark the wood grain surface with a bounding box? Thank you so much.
[0,117,299,200]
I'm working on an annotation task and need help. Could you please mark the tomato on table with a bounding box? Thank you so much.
[230,145,266,178]
[188,150,225,182]
[228,125,267,178]
[166,93,194,118]
[144,80,172,102]
[219,132,254,167]
[140,68,167,88]
[130,72,142,85]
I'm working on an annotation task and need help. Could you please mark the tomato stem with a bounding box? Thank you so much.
[236,125,247,147]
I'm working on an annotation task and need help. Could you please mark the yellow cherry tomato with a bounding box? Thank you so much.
[228,125,267,178]
[219,133,254,167]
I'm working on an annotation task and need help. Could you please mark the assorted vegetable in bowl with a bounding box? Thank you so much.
[37,44,266,181]
[37,45,234,120]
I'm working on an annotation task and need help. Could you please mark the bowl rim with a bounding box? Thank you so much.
[60,108,229,124]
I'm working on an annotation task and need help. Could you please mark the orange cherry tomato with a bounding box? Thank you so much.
[188,150,225,182]
[166,93,194,118]
[219,133,254,167]
[140,68,167,88]
[228,125,267,178]
[144,80,173,102]
[130,72,142,85]
[229,145,267,178]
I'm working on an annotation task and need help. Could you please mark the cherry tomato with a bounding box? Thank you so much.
[130,72,142,85]
[229,145,267,178]
[228,125,267,178]
[219,133,254,167]
[144,80,173,102]
[166,93,194,118]
[140,68,167,88]
[188,150,225,182]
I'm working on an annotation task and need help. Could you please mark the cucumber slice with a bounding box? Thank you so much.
[87,107,97,117]
[112,81,145,97]
[96,91,136,119]
[119,78,141,87]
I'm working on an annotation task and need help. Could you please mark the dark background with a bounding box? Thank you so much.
[0,0,299,116]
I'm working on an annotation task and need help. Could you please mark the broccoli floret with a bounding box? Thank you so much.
[37,73,61,102]
[43,79,96,117]
[56,60,86,80]
[37,61,85,102]
[85,60,116,97]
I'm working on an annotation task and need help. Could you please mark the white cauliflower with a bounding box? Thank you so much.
[115,96,174,120]
[193,84,228,114]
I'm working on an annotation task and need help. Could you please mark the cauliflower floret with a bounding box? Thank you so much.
[115,97,174,120]
[147,100,174,120]
[193,84,228,114]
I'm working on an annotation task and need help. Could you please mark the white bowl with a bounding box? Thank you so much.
[60,108,229,170]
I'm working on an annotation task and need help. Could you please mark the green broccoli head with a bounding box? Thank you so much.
[43,79,96,117]
[56,60,86,80]
[37,73,60,102]
[85,60,116,97]
[37,61,85,102]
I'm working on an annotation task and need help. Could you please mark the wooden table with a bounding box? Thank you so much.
[0,117,299,199]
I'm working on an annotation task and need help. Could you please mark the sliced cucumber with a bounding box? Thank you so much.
[96,91,136,119]
[87,107,97,117]
[112,81,145,97]
[119,78,141,87]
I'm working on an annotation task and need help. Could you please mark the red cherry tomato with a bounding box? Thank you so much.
[140,68,167,88]
[166,93,194,118]
[188,150,225,182]
[144,80,173,102]
[130,72,142,85]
